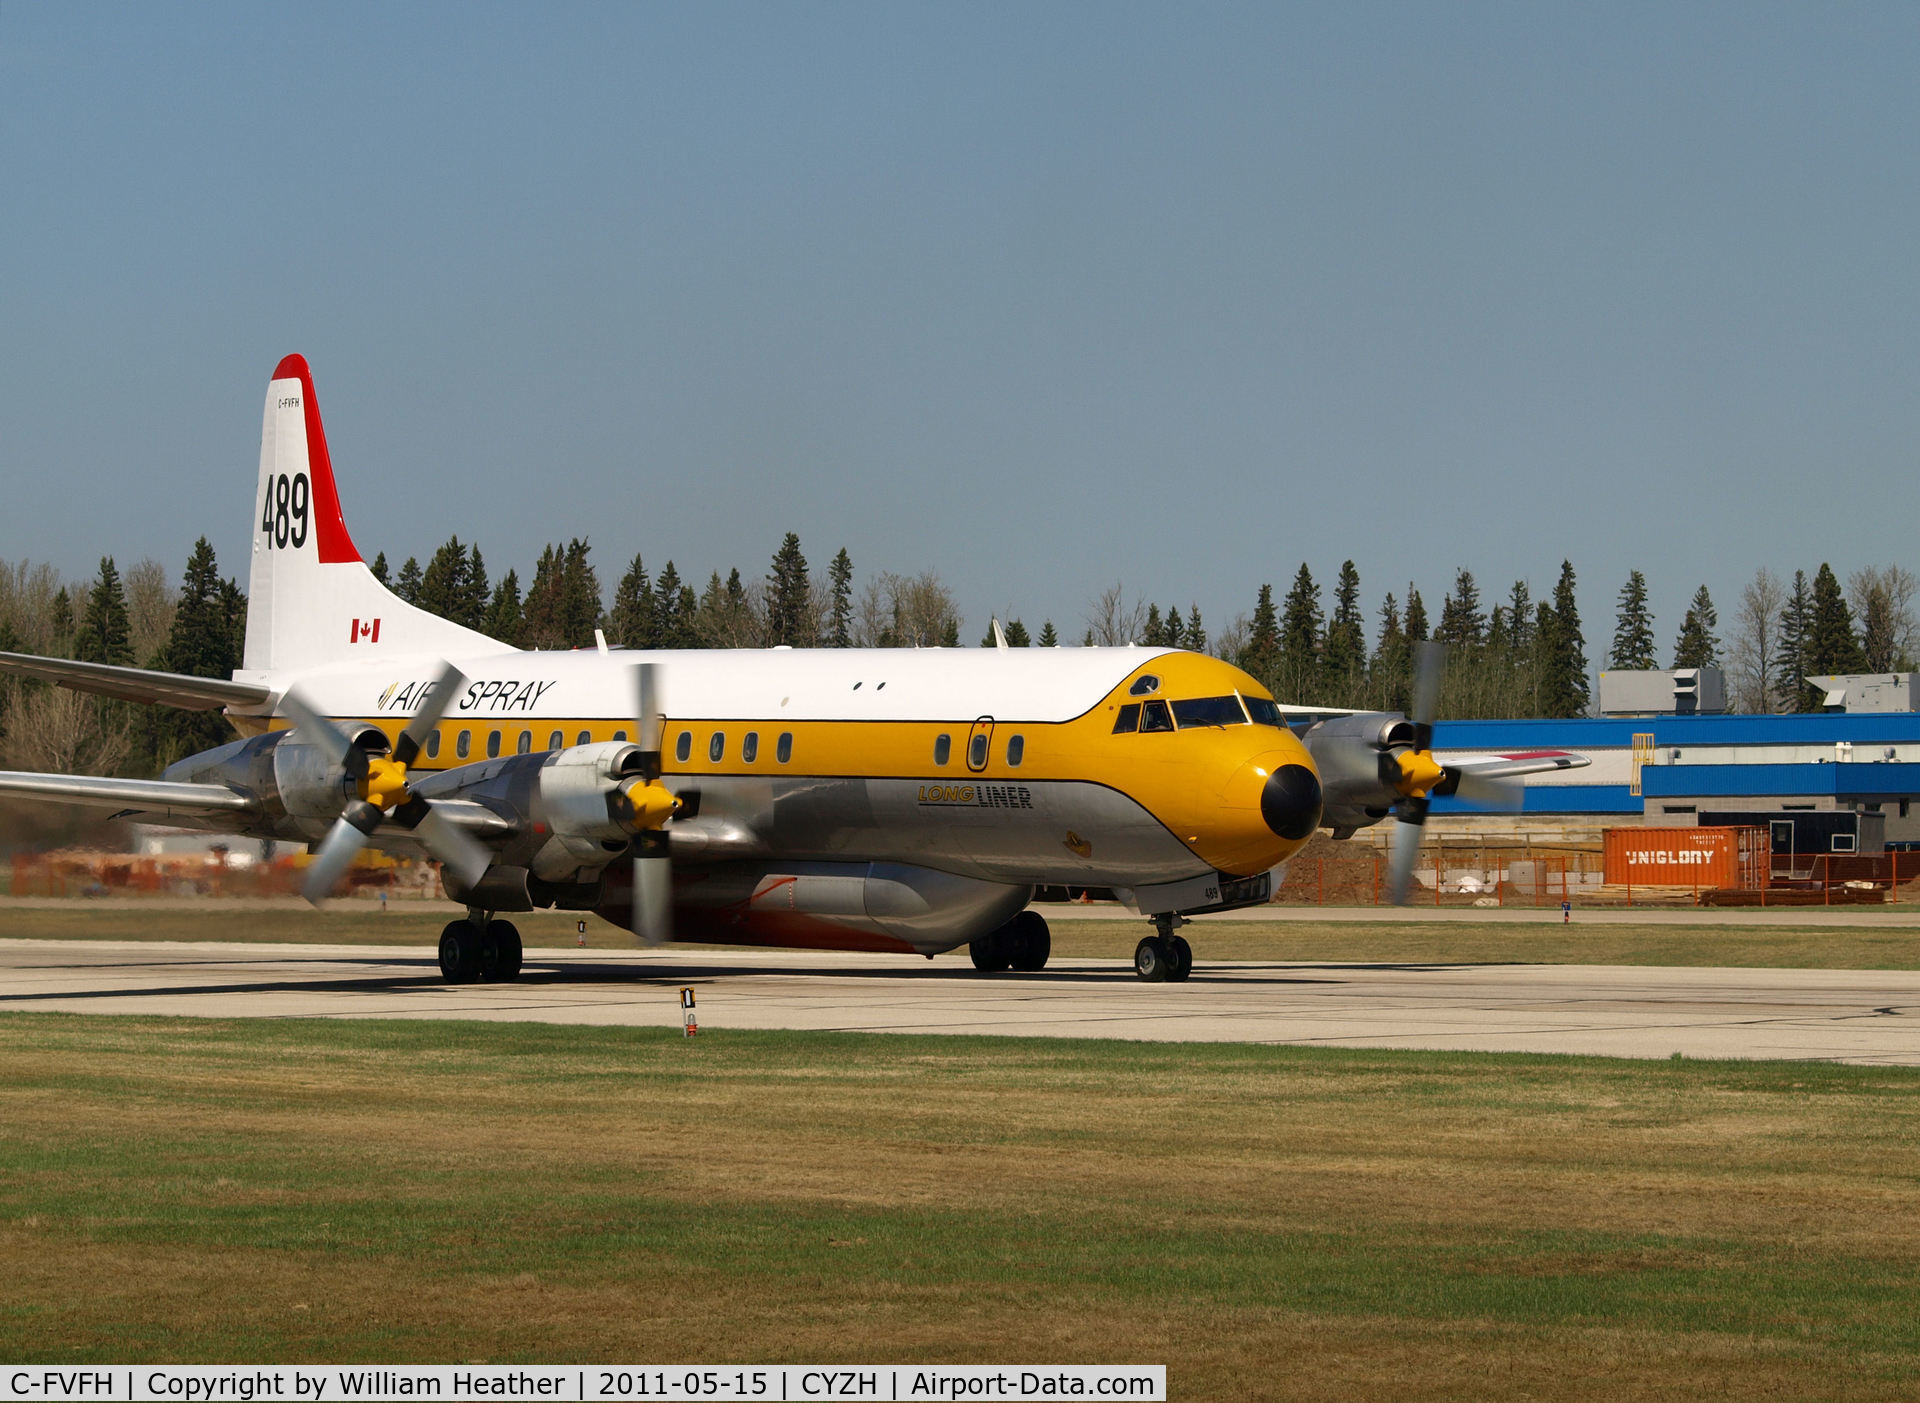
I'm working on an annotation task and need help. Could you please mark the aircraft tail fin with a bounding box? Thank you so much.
[242,355,511,674]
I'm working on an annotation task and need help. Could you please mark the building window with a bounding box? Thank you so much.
[777,732,793,764]
[426,730,441,759]
[934,734,951,765]
[675,731,692,763]
[516,730,532,755]
[456,730,471,759]
[1006,735,1024,766]
[487,730,502,759]
[742,732,759,763]
[710,732,725,762]
[549,730,564,751]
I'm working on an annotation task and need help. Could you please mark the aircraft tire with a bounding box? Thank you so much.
[1134,936,1170,982]
[1167,935,1193,982]
[478,921,523,983]
[439,920,483,983]
[1008,911,1051,972]
[969,933,1011,973]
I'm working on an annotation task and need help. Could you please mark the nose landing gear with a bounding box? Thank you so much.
[1134,913,1193,982]
[438,910,524,984]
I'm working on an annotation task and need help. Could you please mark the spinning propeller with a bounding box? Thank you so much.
[625,662,680,944]
[288,662,491,905]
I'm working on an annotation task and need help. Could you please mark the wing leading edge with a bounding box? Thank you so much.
[0,651,270,712]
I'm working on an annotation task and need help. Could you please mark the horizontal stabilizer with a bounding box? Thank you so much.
[0,651,271,712]
[0,771,257,819]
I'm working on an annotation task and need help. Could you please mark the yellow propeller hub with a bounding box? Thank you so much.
[1394,750,1445,799]
[621,778,683,831]
[360,756,414,812]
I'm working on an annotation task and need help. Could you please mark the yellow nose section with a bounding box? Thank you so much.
[1203,747,1323,876]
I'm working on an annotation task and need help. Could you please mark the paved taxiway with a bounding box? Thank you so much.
[4,937,1920,1063]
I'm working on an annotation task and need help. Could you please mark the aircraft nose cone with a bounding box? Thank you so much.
[1261,763,1323,841]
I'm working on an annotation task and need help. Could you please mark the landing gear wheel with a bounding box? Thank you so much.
[439,920,482,983]
[1008,911,1052,972]
[1167,935,1193,982]
[1134,936,1170,982]
[969,933,1010,972]
[478,920,523,982]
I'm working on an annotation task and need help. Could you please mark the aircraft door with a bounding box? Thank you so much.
[966,716,995,773]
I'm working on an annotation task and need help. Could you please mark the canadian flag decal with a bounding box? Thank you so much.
[349,618,381,644]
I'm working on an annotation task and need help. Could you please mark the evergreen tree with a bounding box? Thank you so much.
[1039,620,1059,647]
[1775,570,1813,712]
[49,587,74,654]
[1163,604,1185,649]
[1672,585,1721,669]
[1539,560,1589,717]
[1005,618,1030,647]
[1323,560,1365,699]
[1806,562,1864,677]
[1404,587,1429,642]
[1185,605,1205,655]
[1609,570,1657,670]
[1436,568,1485,648]
[765,532,814,646]
[416,536,474,626]
[1142,603,1164,647]
[1371,592,1410,714]
[521,545,564,648]
[394,556,423,605]
[1278,563,1323,700]
[1238,583,1281,684]
[607,554,655,648]
[369,552,390,586]
[826,548,854,648]
[483,569,523,645]
[74,557,133,666]
[151,539,244,763]
[941,616,960,647]
[559,539,603,646]
[463,546,490,629]
[1505,580,1534,653]
[652,562,695,649]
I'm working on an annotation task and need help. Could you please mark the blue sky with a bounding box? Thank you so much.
[4,3,1916,652]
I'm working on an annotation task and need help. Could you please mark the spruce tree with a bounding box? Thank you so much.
[1775,570,1813,712]
[826,548,854,647]
[1609,570,1657,670]
[1185,605,1205,655]
[1806,563,1864,677]
[394,557,423,605]
[462,547,490,629]
[1278,563,1323,700]
[1404,587,1428,642]
[1238,583,1281,685]
[483,570,523,645]
[74,557,133,666]
[941,616,959,648]
[49,588,74,654]
[1004,618,1030,647]
[369,552,390,586]
[1323,560,1365,699]
[521,546,564,649]
[653,562,690,648]
[1505,580,1533,653]
[559,539,602,647]
[1039,620,1059,647]
[765,533,814,646]
[1672,585,1720,669]
[608,554,655,648]
[1371,592,1410,713]
[153,539,244,763]
[416,536,471,624]
[1540,561,1589,717]
[1142,603,1164,647]
[1436,568,1485,648]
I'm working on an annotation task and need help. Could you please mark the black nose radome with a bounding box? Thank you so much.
[1261,764,1323,841]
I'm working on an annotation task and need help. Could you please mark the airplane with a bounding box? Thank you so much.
[0,356,1588,983]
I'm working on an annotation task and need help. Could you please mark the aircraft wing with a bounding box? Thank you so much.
[0,771,260,821]
[0,651,270,711]
[1439,750,1590,780]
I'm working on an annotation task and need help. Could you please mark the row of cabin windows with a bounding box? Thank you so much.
[932,733,1025,767]
[672,730,795,765]
[412,725,1030,770]
[425,727,628,761]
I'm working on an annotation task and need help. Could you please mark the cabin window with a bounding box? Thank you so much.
[1244,696,1284,727]
[455,730,471,759]
[777,732,793,764]
[613,730,627,742]
[1172,696,1248,729]
[1129,675,1160,696]
[426,730,441,759]
[486,730,502,759]
[675,731,692,763]
[1140,699,1174,733]
[742,731,759,763]
[549,730,564,751]
[1112,704,1141,734]
[577,730,591,747]
[1006,735,1024,767]
[516,730,532,755]
[934,734,952,765]
[709,732,725,762]
[969,733,989,768]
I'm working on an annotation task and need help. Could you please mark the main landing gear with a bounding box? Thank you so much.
[1134,913,1193,983]
[439,910,524,984]
[970,910,1052,973]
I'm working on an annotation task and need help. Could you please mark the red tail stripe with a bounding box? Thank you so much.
[272,354,362,565]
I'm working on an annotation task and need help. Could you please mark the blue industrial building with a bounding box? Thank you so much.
[1429,712,1920,847]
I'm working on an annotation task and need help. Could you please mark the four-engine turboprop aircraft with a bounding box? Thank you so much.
[0,356,1586,983]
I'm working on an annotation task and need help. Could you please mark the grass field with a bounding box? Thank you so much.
[5,903,1920,969]
[3,1015,1920,1398]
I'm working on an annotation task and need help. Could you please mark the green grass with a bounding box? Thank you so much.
[3,1014,1920,1397]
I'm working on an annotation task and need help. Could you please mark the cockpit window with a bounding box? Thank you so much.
[1172,695,1248,729]
[1244,696,1285,727]
[1112,703,1140,734]
[1139,699,1174,732]
[1129,675,1160,696]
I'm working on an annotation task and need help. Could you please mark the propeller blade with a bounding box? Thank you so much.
[1448,768,1524,811]
[391,795,492,893]
[393,662,468,767]
[302,801,383,905]
[632,832,672,945]
[281,688,369,781]
[633,662,664,778]
[1410,640,1446,749]
[1384,799,1430,906]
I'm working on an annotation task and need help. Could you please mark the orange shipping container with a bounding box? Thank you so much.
[1604,826,1768,889]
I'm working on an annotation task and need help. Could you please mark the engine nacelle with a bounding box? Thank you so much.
[1301,712,1414,836]
[529,741,649,881]
[164,728,384,836]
